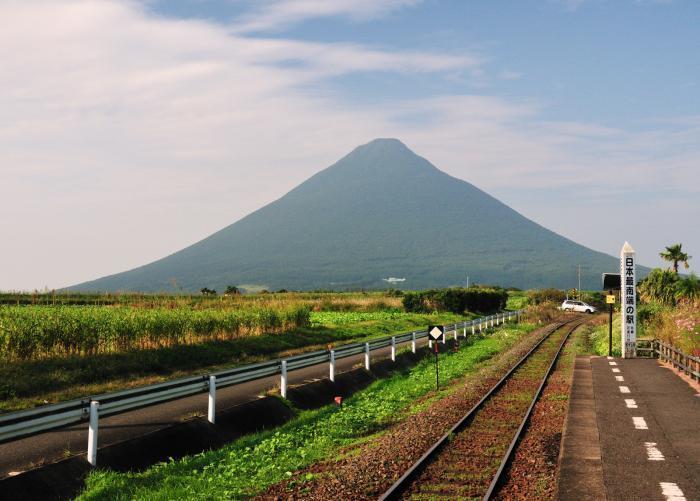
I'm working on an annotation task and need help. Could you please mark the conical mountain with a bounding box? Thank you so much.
[71,139,628,292]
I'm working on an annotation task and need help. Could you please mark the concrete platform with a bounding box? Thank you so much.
[558,356,699,501]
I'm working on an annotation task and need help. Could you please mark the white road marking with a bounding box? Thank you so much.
[625,399,638,409]
[633,416,648,429]
[609,361,617,366]
[660,482,686,501]
[619,386,631,394]
[606,356,613,360]
[616,375,625,382]
[644,442,665,461]
[612,368,621,373]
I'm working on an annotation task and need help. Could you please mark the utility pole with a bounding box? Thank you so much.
[578,264,581,299]
[466,275,469,289]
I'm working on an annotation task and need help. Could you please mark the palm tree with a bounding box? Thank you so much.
[659,243,691,273]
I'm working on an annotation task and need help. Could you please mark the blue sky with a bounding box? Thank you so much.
[0,0,698,289]
[153,0,699,124]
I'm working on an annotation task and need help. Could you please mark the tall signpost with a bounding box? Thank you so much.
[620,242,637,358]
[429,326,445,390]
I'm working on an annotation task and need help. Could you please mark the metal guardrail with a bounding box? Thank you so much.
[0,309,523,465]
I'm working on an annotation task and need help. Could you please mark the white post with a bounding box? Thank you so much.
[87,400,99,466]
[329,350,336,382]
[411,332,416,353]
[491,316,494,328]
[391,337,396,362]
[621,241,637,358]
[364,343,370,370]
[472,324,475,336]
[454,328,458,341]
[479,321,483,333]
[428,339,433,349]
[442,330,446,345]
[208,375,216,424]
[280,360,287,398]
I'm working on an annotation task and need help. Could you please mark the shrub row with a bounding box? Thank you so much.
[402,288,508,314]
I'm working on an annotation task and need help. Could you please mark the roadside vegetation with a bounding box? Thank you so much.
[0,309,465,413]
[77,320,539,500]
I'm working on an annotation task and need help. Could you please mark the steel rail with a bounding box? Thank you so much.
[482,319,582,500]
[378,317,582,501]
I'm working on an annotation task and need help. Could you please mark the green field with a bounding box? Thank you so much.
[0,304,311,360]
[0,289,523,412]
[0,306,465,413]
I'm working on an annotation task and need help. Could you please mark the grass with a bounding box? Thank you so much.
[77,321,537,500]
[506,290,529,311]
[587,314,621,356]
[0,311,465,412]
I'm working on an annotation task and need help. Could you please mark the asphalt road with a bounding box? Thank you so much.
[0,328,470,478]
[560,356,699,501]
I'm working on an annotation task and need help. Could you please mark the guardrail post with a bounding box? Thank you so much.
[463,324,467,338]
[280,360,287,398]
[208,375,216,424]
[411,332,416,353]
[442,330,446,345]
[365,343,370,370]
[87,400,99,466]
[329,350,336,382]
[391,337,396,362]
[479,321,483,333]
[491,316,494,328]
[472,324,475,336]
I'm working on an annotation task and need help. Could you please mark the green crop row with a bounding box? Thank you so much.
[0,305,310,360]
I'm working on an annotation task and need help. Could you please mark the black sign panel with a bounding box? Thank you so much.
[602,273,621,291]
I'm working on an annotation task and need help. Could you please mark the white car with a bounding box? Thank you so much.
[561,300,597,314]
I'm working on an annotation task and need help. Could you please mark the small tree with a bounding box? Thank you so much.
[224,285,240,295]
[675,273,699,301]
[660,243,691,273]
[200,287,217,296]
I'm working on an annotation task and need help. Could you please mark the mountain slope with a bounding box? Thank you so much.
[71,139,631,292]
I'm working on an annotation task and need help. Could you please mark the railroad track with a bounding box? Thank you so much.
[379,317,586,500]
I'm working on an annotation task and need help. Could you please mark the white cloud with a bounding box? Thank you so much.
[233,0,422,33]
[0,0,697,290]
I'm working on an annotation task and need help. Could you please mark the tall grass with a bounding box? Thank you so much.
[648,299,699,356]
[0,305,310,360]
